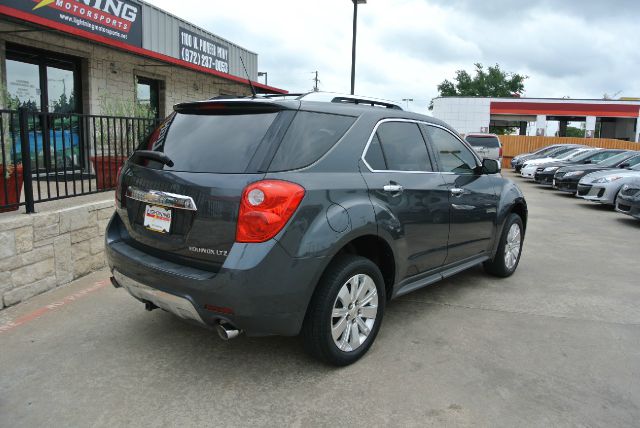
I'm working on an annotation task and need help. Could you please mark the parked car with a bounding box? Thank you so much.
[533,149,628,186]
[576,163,640,205]
[465,133,502,164]
[553,151,640,193]
[615,181,640,220]
[520,147,595,178]
[511,144,582,172]
[106,95,527,366]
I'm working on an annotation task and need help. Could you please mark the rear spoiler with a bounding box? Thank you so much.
[174,100,294,114]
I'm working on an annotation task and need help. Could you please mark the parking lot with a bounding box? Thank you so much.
[1,171,639,427]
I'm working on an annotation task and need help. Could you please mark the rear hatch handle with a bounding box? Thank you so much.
[130,150,175,167]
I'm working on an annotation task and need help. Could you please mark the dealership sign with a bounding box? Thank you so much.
[5,0,143,46]
[179,27,229,74]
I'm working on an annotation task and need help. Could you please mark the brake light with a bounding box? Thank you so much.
[499,147,503,158]
[236,180,305,243]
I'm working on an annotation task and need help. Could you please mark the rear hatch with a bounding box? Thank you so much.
[116,101,297,271]
[465,135,501,160]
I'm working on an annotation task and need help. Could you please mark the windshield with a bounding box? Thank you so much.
[570,150,601,162]
[558,149,586,160]
[550,147,579,158]
[586,150,624,163]
[533,146,559,156]
[628,156,640,168]
[599,152,635,167]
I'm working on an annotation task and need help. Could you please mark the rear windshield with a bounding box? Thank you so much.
[465,136,500,148]
[268,111,356,171]
[143,112,278,173]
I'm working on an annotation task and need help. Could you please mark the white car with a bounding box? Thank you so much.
[577,164,640,205]
[520,148,596,178]
[465,134,502,165]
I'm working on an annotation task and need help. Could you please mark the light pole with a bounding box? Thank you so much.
[258,71,268,86]
[350,0,366,95]
[402,98,413,110]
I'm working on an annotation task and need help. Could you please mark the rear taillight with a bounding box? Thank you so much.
[499,147,503,158]
[236,180,305,243]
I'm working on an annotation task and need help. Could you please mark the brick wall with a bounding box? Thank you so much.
[0,200,114,309]
[0,20,252,116]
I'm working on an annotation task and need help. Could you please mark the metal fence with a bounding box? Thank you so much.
[1,108,159,213]
[500,135,640,168]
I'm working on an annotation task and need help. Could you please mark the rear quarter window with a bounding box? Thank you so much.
[268,111,356,171]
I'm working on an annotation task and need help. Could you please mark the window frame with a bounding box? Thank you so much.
[361,118,438,174]
[421,123,482,174]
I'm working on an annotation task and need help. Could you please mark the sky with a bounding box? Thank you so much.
[151,0,640,116]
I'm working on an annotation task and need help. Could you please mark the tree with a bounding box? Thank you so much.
[431,63,527,109]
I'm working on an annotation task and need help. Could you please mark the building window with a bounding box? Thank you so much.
[4,43,81,113]
[136,76,160,118]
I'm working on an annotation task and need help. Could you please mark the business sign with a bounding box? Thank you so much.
[179,27,229,74]
[5,0,143,46]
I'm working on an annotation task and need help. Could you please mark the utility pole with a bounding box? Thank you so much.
[350,0,367,95]
[313,71,320,92]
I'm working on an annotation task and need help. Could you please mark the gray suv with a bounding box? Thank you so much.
[106,97,527,365]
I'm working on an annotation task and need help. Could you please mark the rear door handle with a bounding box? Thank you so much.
[450,188,465,197]
[383,184,404,194]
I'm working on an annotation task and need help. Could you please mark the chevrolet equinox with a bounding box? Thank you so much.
[106,95,527,366]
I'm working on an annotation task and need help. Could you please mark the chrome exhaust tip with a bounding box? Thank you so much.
[216,323,241,340]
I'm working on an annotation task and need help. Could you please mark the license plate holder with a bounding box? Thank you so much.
[144,205,172,233]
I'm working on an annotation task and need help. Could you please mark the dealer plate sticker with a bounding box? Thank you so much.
[144,205,171,233]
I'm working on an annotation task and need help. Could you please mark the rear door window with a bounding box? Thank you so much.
[268,111,356,171]
[144,112,278,173]
[364,121,433,171]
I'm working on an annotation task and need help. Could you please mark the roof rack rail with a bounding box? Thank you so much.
[296,92,403,110]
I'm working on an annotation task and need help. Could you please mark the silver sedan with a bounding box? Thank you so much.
[576,164,640,205]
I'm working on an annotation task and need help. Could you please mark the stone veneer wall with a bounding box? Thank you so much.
[0,200,114,309]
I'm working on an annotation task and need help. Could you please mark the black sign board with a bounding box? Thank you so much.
[179,27,229,74]
[5,0,143,47]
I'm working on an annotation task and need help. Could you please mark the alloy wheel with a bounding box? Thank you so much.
[331,274,378,352]
[504,223,522,270]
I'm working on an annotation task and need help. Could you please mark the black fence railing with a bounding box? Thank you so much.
[0,108,159,213]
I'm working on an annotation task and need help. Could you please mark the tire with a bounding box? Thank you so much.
[302,255,386,366]
[484,213,524,278]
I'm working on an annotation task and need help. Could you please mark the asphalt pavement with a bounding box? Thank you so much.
[1,171,639,427]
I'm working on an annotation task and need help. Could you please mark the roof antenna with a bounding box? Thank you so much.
[239,56,257,98]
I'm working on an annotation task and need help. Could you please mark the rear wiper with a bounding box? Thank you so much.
[130,150,174,167]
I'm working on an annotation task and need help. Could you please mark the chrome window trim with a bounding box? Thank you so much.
[360,118,481,174]
[126,186,198,211]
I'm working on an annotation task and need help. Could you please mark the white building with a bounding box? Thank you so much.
[432,97,640,142]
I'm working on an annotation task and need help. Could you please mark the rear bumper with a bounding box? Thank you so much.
[106,214,325,337]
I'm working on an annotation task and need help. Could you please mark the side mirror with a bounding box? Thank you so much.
[583,160,592,164]
[619,163,630,168]
[482,158,500,174]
